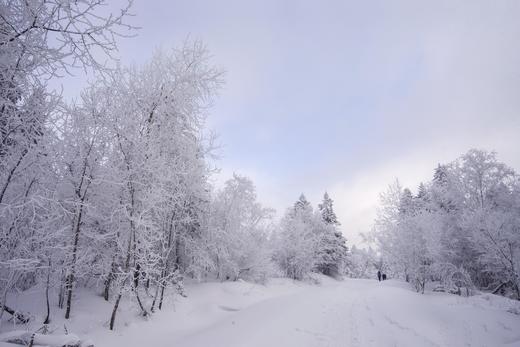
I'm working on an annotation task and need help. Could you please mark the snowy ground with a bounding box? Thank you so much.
[2,277,520,347]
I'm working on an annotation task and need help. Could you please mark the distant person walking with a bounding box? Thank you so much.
[377,270,381,282]
[382,273,387,281]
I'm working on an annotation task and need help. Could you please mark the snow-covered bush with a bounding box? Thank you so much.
[431,263,474,296]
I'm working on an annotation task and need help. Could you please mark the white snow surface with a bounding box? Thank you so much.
[2,277,520,347]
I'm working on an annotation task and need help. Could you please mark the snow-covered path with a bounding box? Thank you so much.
[94,278,520,347]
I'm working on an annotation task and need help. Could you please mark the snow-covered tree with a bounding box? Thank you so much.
[99,43,223,329]
[0,0,135,324]
[372,149,520,299]
[316,193,348,277]
[275,193,349,279]
[55,86,115,319]
[348,246,378,279]
[274,195,319,280]
[319,192,339,225]
[207,174,275,282]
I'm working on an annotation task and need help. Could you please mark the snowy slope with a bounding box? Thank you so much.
[2,277,520,347]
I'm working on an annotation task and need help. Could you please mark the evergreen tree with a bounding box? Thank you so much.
[432,164,458,213]
[416,183,429,201]
[294,194,312,214]
[433,164,449,186]
[398,188,415,216]
[318,192,340,225]
[315,192,348,277]
[415,183,431,212]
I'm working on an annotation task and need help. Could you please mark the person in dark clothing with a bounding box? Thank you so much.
[377,270,381,281]
[382,273,387,280]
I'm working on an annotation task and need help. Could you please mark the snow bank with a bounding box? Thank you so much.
[0,330,82,346]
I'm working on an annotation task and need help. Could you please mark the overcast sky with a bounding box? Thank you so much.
[63,0,520,245]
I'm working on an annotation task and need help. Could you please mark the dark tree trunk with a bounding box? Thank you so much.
[43,259,51,324]
[64,142,94,319]
[65,212,82,319]
[109,291,123,331]
[104,261,116,301]
[104,277,111,302]
[109,195,135,330]
[150,276,161,313]
[64,272,74,319]
[158,283,166,311]
[0,149,27,204]
[134,285,148,317]
[0,302,29,323]
[513,281,520,301]
[157,213,175,311]
[133,263,140,288]
[65,189,87,319]
[58,272,65,309]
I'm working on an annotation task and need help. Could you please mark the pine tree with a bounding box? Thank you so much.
[433,164,449,187]
[294,194,312,214]
[398,188,415,216]
[432,164,457,213]
[315,192,348,277]
[415,183,431,212]
[416,183,429,201]
[318,192,340,225]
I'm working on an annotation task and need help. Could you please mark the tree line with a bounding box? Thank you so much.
[372,149,520,299]
[0,0,349,329]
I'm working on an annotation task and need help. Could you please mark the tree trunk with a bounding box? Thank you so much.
[133,263,140,288]
[0,302,30,323]
[109,203,135,330]
[28,332,36,347]
[64,273,74,319]
[512,280,520,301]
[0,149,27,204]
[158,217,175,311]
[158,282,166,311]
[175,233,182,270]
[109,290,124,331]
[150,277,161,313]
[65,203,85,319]
[64,148,93,319]
[104,278,111,302]
[134,285,148,317]
[104,261,116,301]
[43,259,51,324]
[58,272,65,309]
[492,282,507,295]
